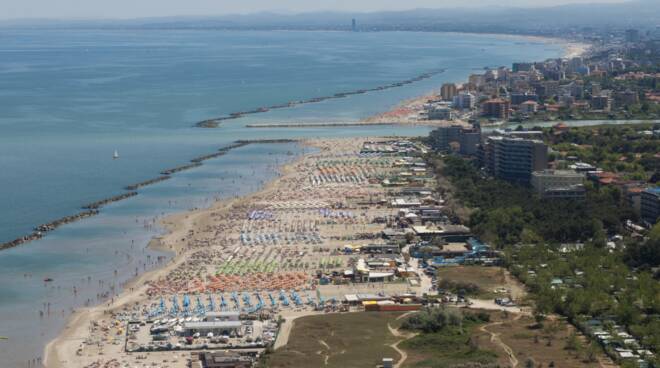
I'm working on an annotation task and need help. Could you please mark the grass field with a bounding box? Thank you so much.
[263,309,606,368]
[263,312,405,368]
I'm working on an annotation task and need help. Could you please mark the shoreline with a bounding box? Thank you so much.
[0,139,298,253]
[193,34,590,129]
[40,32,590,367]
[360,35,590,125]
[245,121,456,128]
[40,135,487,367]
[1,32,587,252]
[43,139,307,368]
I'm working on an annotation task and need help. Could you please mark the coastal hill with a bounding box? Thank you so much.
[2,0,659,33]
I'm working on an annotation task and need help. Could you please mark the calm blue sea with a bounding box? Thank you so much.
[0,29,564,367]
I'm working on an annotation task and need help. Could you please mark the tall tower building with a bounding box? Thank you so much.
[482,136,548,184]
[440,83,458,101]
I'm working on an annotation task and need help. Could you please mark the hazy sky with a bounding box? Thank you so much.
[1,0,629,20]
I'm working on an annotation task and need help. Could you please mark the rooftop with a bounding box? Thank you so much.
[532,170,584,177]
[205,311,240,317]
[644,187,660,195]
[182,321,242,329]
[488,135,544,144]
[440,243,469,253]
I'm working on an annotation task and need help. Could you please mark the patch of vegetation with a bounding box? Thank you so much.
[512,332,535,340]
[402,307,465,333]
[435,266,509,299]
[432,154,633,248]
[261,312,403,368]
[426,124,660,365]
[436,279,481,297]
[624,222,660,270]
[401,332,498,368]
[544,123,660,182]
[400,308,497,368]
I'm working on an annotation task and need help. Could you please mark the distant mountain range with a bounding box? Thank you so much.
[2,0,658,34]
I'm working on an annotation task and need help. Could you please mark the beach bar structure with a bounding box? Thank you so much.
[204,311,240,322]
[361,244,400,254]
[196,351,253,368]
[182,321,242,337]
[352,258,396,283]
[391,198,423,208]
[411,224,472,241]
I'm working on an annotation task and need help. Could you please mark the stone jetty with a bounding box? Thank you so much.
[193,69,445,128]
[83,192,138,210]
[125,176,171,191]
[0,139,301,251]
[0,209,100,251]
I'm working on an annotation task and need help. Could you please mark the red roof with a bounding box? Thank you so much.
[595,171,618,179]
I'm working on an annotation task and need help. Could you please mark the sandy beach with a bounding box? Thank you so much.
[41,33,589,368]
[44,150,297,367]
[43,137,427,368]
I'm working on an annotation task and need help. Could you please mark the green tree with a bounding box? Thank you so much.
[564,332,582,352]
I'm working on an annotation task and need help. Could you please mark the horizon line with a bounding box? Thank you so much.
[0,1,637,23]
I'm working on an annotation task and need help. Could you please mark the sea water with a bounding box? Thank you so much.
[0,29,564,366]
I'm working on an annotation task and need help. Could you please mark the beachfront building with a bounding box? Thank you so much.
[427,106,455,120]
[519,100,539,114]
[411,224,472,242]
[481,98,511,120]
[591,95,612,111]
[511,92,539,105]
[204,311,240,322]
[182,321,242,337]
[479,136,548,184]
[352,258,396,283]
[410,238,497,266]
[198,351,253,368]
[513,62,534,72]
[361,244,401,254]
[531,170,586,199]
[641,187,660,225]
[441,83,458,101]
[452,92,476,110]
[615,90,639,107]
[429,125,482,155]
[390,198,422,208]
[458,128,482,155]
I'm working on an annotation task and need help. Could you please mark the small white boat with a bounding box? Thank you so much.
[113,150,119,159]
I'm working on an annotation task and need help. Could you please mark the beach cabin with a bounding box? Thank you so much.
[182,321,242,337]
[204,311,240,322]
